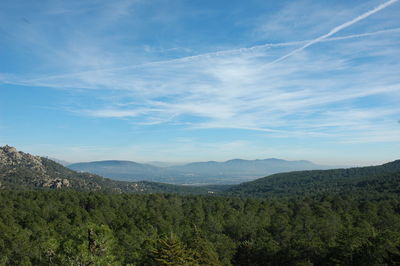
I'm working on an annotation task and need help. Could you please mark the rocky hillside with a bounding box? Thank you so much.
[0,145,72,189]
[0,145,222,194]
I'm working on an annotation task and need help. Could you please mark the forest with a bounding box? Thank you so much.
[228,160,400,199]
[1,146,400,265]
[1,190,400,265]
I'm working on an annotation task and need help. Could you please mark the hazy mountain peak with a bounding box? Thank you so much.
[226,159,246,163]
[78,160,143,166]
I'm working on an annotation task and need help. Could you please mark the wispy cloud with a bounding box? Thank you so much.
[4,27,399,85]
[1,0,400,156]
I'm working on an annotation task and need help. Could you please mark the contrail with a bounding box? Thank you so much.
[270,0,399,64]
[29,27,400,82]
[323,27,400,42]
[18,0,399,84]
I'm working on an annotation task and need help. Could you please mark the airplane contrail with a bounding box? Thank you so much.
[322,27,400,42]
[20,27,400,84]
[270,0,399,64]
[17,0,399,84]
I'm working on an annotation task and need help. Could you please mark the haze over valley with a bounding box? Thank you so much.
[67,158,336,184]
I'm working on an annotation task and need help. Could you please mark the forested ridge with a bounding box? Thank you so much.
[228,160,400,198]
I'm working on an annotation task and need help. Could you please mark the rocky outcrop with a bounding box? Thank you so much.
[42,178,71,189]
[0,145,45,173]
[0,145,71,189]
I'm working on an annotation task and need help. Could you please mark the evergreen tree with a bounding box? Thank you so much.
[188,226,222,266]
[44,223,120,266]
[150,233,199,266]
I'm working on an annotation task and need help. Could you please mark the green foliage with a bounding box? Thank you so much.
[1,190,400,265]
[228,160,400,198]
[43,223,120,265]
[148,233,199,266]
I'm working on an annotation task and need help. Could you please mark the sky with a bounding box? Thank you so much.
[1,0,399,165]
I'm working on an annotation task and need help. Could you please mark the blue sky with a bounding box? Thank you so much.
[1,0,399,165]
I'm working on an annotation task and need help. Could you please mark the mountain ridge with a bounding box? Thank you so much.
[1,145,400,199]
[0,145,225,194]
[228,159,400,197]
[68,157,335,184]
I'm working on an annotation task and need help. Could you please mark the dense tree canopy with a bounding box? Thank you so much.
[1,191,400,265]
[228,160,400,199]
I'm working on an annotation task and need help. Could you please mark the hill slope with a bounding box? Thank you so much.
[228,160,400,198]
[68,160,178,182]
[0,145,225,194]
[168,158,331,178]
[68,158,332,185]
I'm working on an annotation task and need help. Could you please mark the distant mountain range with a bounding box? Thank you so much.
[1,145,399,199]
[68,158,336,185]
[68,160,187,183]
[0,145,221,194]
